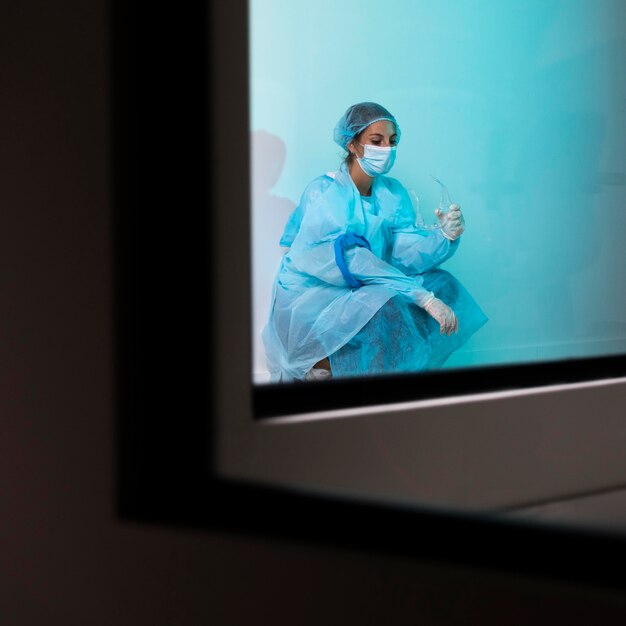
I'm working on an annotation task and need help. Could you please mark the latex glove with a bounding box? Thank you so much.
[435,203,465,241]
[422,295,458,335]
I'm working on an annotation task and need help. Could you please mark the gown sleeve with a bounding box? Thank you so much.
[343,245,435,306]
[286,179,435,307]
[378,176,461,275]
[389,225,460,275]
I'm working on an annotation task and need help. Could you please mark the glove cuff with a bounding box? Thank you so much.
[421,293,437,310]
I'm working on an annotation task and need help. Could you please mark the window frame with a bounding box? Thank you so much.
[113,0,626,592]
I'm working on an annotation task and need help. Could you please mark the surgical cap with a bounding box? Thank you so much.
[333,102,401,150]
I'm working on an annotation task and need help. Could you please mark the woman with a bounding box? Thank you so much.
[262,102,487,381]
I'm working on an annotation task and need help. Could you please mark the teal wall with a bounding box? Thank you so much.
[250,0,626,378]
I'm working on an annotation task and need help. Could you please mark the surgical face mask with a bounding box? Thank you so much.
[355,142,397,177]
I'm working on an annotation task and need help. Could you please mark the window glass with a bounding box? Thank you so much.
[250,0,626,384]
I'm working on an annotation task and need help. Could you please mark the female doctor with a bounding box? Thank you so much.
[262,102,487,381]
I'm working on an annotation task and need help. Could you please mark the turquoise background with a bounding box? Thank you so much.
[250,0,626,379]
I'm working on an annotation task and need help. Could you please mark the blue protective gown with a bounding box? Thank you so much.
[262,163,487,381]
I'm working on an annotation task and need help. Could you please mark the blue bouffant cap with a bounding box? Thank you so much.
[333,102,401,150]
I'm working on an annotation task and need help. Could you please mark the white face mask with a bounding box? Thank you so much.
[355,142,397,176]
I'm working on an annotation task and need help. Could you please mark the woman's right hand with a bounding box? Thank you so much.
[422,295,458,335]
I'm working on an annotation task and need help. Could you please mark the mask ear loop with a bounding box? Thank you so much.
[349,140,362,161]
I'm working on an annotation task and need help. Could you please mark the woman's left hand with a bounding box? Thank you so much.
[435,203,465,241]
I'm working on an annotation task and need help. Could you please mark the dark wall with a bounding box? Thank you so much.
[1,3,626,624]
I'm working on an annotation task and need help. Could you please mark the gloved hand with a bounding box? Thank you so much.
[435,203,465,241]
[422,295,458,335]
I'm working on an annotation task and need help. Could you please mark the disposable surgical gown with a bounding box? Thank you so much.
[262,163,487,381]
